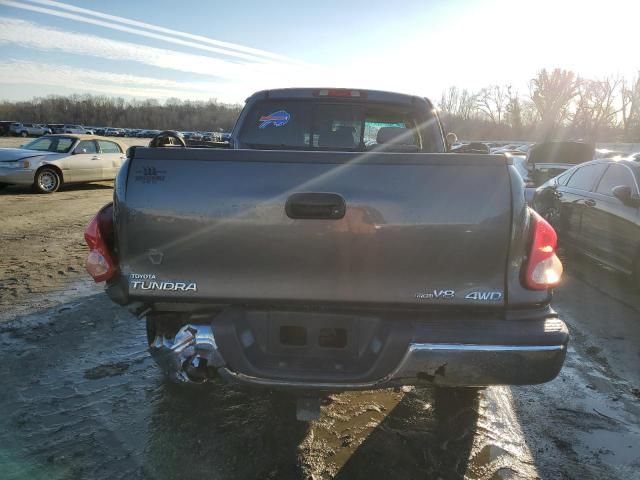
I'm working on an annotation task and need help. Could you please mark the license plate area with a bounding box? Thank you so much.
[213,308,411,382]
[267,315,357,362]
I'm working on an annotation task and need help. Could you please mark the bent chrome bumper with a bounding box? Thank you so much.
[216,342,566,389]
[149,317,568,389]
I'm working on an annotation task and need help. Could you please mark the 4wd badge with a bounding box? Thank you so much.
[465,291,502,301]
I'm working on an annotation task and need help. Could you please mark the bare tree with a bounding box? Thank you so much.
[476,85,508,124]
[529,68,581,139]
[572,77,622,140]
[505,86,523,136]
[438,86,460,117]
[438,87,478,120]
[620,74,640,141]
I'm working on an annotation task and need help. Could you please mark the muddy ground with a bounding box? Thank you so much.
[0,147,639,479]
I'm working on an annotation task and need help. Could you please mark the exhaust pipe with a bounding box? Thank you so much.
[149,323,225,383]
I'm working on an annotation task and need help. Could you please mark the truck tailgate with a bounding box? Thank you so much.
[118,149,513,307]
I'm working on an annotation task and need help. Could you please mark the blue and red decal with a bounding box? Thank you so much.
[258,110,290,129]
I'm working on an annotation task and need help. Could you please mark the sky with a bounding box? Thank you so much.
[0,0,638,105]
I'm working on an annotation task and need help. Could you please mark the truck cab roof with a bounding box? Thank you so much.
[247,88,434,107]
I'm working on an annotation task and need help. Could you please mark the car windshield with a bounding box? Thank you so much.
[21,136,74,153]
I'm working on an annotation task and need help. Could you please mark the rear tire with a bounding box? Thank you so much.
[33,167,61,193]
[20,131,28,137]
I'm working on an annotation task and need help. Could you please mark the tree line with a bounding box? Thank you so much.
[0,95,242,132]
[2,70,639,141]
[438,68,640,142]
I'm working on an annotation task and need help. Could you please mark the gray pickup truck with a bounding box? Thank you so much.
[85,88,567,418]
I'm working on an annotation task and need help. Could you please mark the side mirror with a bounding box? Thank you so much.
[612,185,640,207]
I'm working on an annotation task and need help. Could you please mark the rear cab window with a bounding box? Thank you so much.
[238,98,442,152]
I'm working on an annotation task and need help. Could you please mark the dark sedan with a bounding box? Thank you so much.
[533,159,640,285]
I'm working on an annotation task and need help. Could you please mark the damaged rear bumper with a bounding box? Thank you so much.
[148,310,568,389]
[215,342,566,389]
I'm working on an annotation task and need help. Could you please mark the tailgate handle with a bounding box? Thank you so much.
[285,192,346,220]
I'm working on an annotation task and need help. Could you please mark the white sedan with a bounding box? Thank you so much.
[0,134,127,193]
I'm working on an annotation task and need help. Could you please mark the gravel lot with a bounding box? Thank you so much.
[0,136,639,479]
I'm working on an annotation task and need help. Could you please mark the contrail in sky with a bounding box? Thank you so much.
[23,0,304,65]
[0,0,307,65]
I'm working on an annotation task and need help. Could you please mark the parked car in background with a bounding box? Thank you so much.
[497,148,526,155]
[491,143,521,153]
[104,128,125,137]
[533,159,640,285]
[595,148,626,159]
[9,123,52,137]
[48,124,64,134]
[0,134,126,193]
[515,144,533,154]
[0,120,18,136]
[527,141,595,187]
[450,142,490,154]
[136,129,160,138]
[63,124,91,134]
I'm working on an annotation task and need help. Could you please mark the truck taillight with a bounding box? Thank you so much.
[84,202,117,283]
[313,89,365,98]
[523,210,563,290]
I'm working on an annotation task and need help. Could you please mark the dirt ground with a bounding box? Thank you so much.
[0,137,145,315]
[0,137,639,479]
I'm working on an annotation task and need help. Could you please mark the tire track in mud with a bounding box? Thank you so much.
[0,283,637,479]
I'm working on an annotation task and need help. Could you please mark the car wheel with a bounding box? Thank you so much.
[0,183,8,190]
[20,131,28,137]
[34,167,61,193]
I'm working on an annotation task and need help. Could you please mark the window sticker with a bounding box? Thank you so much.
[259,110,290,129]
